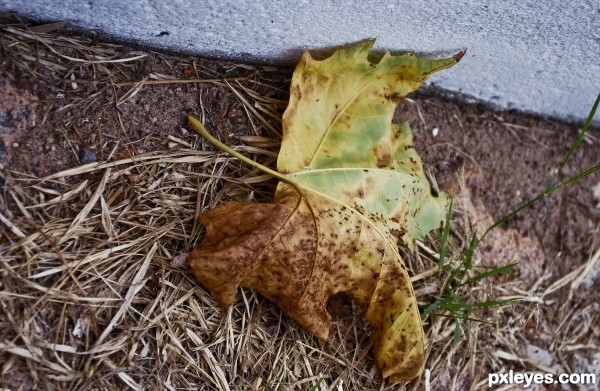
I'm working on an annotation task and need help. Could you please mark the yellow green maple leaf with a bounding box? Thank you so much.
[186,39,462,382]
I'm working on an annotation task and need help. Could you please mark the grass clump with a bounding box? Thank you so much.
[420,93,600,377]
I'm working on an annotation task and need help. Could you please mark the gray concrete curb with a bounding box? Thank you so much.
[1,0,599,123]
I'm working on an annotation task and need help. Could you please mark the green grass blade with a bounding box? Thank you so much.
[438,198,454,268]
[470,298,518,308]
[479,94,600,243]
[554,161,600,189]
[443,302,469,312]
[480,159,600,242]
[422,300,443,318]
[547,92,600,191]
[447,234,479,286]
[452,318,461,347]
[458,263,519,287]
[308,377,324,391]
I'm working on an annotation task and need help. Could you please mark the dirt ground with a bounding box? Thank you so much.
[1,22,599,391]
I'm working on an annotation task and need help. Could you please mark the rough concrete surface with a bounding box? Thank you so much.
[1,0,599,123]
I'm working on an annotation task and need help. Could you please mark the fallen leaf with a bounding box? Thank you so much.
[187,39,463,382]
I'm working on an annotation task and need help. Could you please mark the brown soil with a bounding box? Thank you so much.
[1,22,599,391]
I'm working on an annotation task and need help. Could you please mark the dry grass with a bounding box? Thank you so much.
[1,22,598,391]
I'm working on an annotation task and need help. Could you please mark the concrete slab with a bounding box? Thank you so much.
[1,0,599,123]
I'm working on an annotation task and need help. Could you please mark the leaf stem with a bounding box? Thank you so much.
[187,115,293,185]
